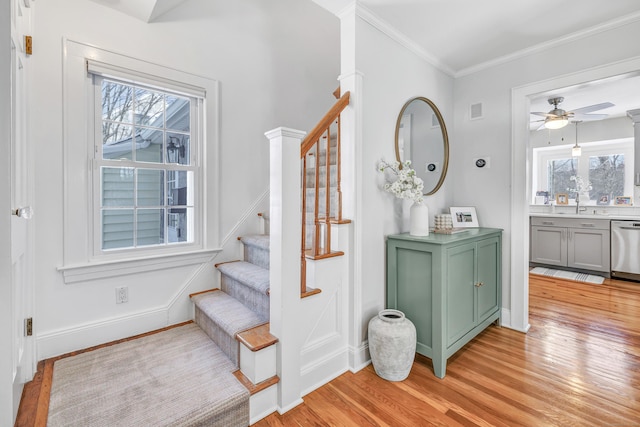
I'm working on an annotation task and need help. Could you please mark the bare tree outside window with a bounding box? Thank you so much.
[589,154,625,200]
[547,158,577,199]
[98,78,193,250]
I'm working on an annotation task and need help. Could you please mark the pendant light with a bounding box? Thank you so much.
[571,121,582,157]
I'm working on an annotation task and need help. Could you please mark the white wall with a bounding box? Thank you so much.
[31,0,340,359]
[341,8,454,365]
[453,18,640,327]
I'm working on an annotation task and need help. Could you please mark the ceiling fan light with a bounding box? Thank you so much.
[544,117,569,129]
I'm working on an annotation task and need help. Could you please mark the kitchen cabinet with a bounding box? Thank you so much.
[530,216,610,273]
[386,229,502,379]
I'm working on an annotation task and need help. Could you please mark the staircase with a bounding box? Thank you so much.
[183,90,351,424]
[190,228,279,424]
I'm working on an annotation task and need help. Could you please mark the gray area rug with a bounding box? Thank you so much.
[48,323,249,427]
[530,266,605,284]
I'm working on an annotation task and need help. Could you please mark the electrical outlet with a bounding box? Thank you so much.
[115,287,128,304]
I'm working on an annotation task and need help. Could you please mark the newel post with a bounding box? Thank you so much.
[265,127,305,412]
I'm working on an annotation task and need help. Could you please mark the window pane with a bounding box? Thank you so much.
[136,130,163,163]
[134,88,164,128]
[167,170,192,206]
[137,208,164,246]
[547,158,577,198]
[102,209,134,250]
[102,124,133,160]
[166,133,190,165]
[137,169,164,207]
[589,154,625,200]
[102,167,134,206]
[168,208,191,243]
[166,95,190,132]
[102,81,132,124]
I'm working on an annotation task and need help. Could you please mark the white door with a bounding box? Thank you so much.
[1,0,35,422]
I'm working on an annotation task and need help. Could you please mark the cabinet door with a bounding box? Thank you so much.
[531,226,567,266]
[446,242,476,346]
[477,237,500,322]
[567,228,610,272]
[392,246,434,349]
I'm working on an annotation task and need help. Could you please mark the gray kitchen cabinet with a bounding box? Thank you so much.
[386,229,502,379]
[530,216,610,273]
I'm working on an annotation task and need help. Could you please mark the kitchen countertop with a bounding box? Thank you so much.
[530,212,640,221]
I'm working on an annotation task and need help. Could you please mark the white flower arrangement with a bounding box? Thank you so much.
[567,175,592,195]
[377,159,424,203]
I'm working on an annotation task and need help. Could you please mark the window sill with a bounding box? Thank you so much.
[58,248,222,284]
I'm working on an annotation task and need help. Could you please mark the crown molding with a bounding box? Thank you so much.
[342,2,455,77]
[455,10,640,78]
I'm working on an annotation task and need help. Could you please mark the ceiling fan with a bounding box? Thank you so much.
[531,96,614,130]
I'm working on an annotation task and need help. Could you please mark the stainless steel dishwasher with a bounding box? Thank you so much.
[611,220,640,281]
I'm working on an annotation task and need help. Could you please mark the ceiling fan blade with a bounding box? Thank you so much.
[570,102,614,115]
[535,122,547,131]
[531,111,561,118]
[573,113,609,121]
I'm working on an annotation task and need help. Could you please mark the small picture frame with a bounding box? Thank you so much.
[614,196,632,206]
[597,194,610,206]
[535,191,549,205]
[449,206,479,228]
[556,193,569,205]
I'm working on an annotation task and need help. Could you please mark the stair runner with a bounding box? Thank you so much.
[191,235,271,368]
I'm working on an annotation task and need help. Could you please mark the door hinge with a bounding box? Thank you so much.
[25,35,32,55]
[25,317,33,336]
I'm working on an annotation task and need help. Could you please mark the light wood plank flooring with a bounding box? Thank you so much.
[255,275,640,426]
[16,274,640,426]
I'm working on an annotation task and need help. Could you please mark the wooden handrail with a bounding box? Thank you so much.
[299,90,350,295]
[301,92,350,157]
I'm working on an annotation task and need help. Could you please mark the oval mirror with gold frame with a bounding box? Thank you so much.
[395,97,449,196]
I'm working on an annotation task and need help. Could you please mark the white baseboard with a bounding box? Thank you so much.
[500,308,511,328]
[348,341,370,373]
[300,346,349,397]
[249,384,278,424]
[497,308,530,333]
[37,307,169,359]
[277,397,304,415]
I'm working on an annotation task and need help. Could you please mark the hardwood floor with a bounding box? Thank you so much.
[255,275,640,426]
[16,275,640,426]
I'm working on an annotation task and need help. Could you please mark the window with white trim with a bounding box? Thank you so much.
[532,139,633,204]
[88,63,203,254]
[59,41,218,281]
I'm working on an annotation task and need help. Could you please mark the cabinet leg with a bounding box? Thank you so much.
[433,358,446,379]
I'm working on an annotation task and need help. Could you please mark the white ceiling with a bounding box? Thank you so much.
[308,0,640,125]
[312,0,640,77]
[95,0,640,124]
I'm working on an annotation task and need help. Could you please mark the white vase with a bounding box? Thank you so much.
[368,309,417,381]
[409,201,429,236]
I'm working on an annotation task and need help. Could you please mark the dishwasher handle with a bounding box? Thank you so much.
[612,221,640,230]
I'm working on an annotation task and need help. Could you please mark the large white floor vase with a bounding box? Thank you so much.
[409,201,429,236]
[368,309,417,381]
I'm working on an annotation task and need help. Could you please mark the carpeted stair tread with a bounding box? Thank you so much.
[240,234,270,251]
[217,261,270,295]
[191,290,267,337]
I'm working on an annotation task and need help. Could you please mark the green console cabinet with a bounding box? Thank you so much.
[386,228,502,378]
